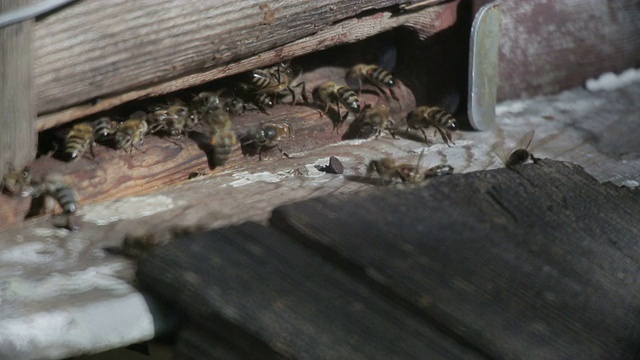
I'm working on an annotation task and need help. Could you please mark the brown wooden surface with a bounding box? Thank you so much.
[270,159,640,359]
[33,0,457,119]
[137,223,487,360]
[497,0,640,101]
[0,0,37,180]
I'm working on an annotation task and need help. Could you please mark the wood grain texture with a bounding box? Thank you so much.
[497,0,640,100]
[33,0,456,117]
[0,0,37,180]
[137,223,486,360]
[270,159,640,359]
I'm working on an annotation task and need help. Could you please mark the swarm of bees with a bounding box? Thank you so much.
[4,52,541,232]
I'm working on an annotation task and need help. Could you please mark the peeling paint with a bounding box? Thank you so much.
[0,243,65,266]
[3,262,134,302]
[228,171,293,187]
[31,228,69,238]
[586,68,640,92]
[80,195,174,225]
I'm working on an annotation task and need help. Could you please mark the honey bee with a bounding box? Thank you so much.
[240,121,294,160]
[118,224,207,259]
[248,62,308,106]
[148,103,193,137]
[115,112,149,153]
[406,106,457,146]
[493,129,537,168]
[366,157,421,184]
[205,108,237,167]
[25,173,80,230]
[313,81,361,124]
[1,167,31,196]
[356,104,395,138]
[346,64,398,100]
[65,122,96,161]
[93,117,119,141]
[192,91,223,113]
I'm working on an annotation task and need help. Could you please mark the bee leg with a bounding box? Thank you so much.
[276,144,291,159]
[434,127,453,146]
[419,128,428,143]
[388,87,399,102]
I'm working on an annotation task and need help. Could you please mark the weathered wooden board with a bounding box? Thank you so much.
[271,159,640,359]
[33,0,457,119]
[497,0,640,100]
[0,0,37,180]
[137,223,486,360]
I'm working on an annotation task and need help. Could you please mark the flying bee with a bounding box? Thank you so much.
[93,117,119,141]
[346,64,398,100]
[240,121,294,160]
[313,81,361,126]
[406,106,457,146]
[205,108,237,167]
[115,112,149,153]
[493,129,537,168]
[355,104,395,138]
[24,173,80,230]
[65,122,96,161]
[1,167,31,196]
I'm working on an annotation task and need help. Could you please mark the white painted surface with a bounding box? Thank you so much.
[81,195,174,225]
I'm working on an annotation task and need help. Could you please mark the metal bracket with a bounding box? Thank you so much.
[468,1,501,131]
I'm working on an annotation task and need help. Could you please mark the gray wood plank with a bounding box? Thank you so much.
[271,159,640,359]
[137,223,486,360]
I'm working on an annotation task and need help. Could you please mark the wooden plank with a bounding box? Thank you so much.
[32,0,457,116]
[497,0,640,100]
[271,159,640,359]
[0,58,416,229]
[136,223,487,360]
[0,0,37,180]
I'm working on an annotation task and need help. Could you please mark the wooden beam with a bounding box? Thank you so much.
[0,0,37,179]
[32,0,458,117]
[34,0,458,130]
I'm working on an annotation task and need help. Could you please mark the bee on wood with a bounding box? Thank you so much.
[493,129,537,168]
[366,157,421,184]
[1,167,31,196]
[240,121,294,160]
[25,173,80,230]
[115,112,149,153]
[65,122,96,161]
[118,224,207,259]
[248,62,308,106]
[356,104,395,138]
[148,103,193,137]
[192,91,223,113]
[346,64,398,100]
[406,106,457,146]
[93,117,119,142]
[205,108,237,167]
[313,81,361,126]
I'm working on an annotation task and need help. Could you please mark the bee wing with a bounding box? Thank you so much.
[491,140,508,165]
[516,129,536,151]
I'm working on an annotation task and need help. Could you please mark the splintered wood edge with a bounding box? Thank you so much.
[35,1,457,131]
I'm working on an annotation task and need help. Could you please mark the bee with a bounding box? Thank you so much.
[148,103,193,137]
[25,173,80,230]
[346,64,398,100]
[1,167,31,196]
[115,112,149,153]
[93,117,119,141]
[366,157,421,184]
[65,122,96,161]
[406,106,457,146]
[205,108,237,167]
[248,62,308,106]
[240,121,294,160]
[312,81,361,125]
[356,104,395,138]
[493,129,537,168]
[192,91,223,113]
[118,224,207,259]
